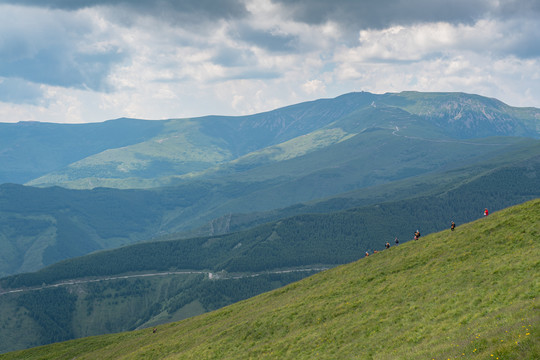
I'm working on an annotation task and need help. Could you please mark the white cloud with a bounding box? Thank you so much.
[302,79,326,95]
[0,1,538,123]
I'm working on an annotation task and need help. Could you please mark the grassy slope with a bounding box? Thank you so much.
[24,92,540,190]
[3,199,538,360]
[393,91,540,137]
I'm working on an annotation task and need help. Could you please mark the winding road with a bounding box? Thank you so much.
[0,267,330,296]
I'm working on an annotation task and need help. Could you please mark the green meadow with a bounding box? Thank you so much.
[2,199,538,359]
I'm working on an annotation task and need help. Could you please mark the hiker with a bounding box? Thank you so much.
[394,237,399,245]
[153,328,157,334]
[484,208,489,216]
[451,221,455,231]
[365,251,369,257]
[414,230,420,240]
[385,242,390,249]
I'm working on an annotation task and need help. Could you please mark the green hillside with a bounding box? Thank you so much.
[2,199,538,360]
[20,92,540,190]
[1,92,538,278]
[2,137,537,278]
[176,139,540,238]
[2,153,539,290]
[0,118,165,185]
[395,91,540,138]
[24,94,375,189]
[0,155,537,352]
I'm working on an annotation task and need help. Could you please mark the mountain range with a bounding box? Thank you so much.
[1,91,539,278]
[1,91,538,190]
[0,91,539,353]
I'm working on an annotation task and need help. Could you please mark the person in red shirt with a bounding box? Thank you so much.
[484,208,489,216]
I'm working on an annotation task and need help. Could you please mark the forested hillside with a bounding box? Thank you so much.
[0,157,537,353]
[2,153,539,290]
[1,199,537,359]
[1,134,538,277]
[182,139,540,238]
[1,92,539,278]
[0,271,316,353]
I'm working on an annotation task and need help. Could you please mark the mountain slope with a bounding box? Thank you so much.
[193,138,540,237]
[24,94,378,189]
[394,91,540,138]
[1,92,538,277]
[2,151,539,284]
[1,141,539,278]
[0,158,537,354]
[0,270,317,354]
[2,199,538,360]
[19,91,540,189]
[0,118,165,185]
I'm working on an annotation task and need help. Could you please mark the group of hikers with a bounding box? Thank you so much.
[365,208,489,257]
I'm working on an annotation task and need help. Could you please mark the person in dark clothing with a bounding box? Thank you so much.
[414,230,420,240]
[394,237,399,245]
[385,242,390,249]
[451,221,456,231]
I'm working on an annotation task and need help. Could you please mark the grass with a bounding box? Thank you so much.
[2,199,538,359]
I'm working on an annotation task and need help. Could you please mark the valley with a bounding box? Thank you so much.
[0,91,538,355]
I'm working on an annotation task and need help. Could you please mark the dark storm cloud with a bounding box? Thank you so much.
[6,49,123,91]
[0,0,248,21]
[0,0,108,10]
[0,25,124,91]
[271,0,540,28]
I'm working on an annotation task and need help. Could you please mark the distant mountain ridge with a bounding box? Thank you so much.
[0,91,536,189]
[0,119,165,185]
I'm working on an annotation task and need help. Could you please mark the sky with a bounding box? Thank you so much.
[0,0,539,123]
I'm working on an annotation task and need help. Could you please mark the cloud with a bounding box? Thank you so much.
[0,0,249,23]
[338,18,540,63]
[212,47,257,68]
[0,78,43,104]
[271,0,540,28]
[302,79,325,95]
[271,0,486,28]
[0,5,124,91]
[0,0,539,123]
